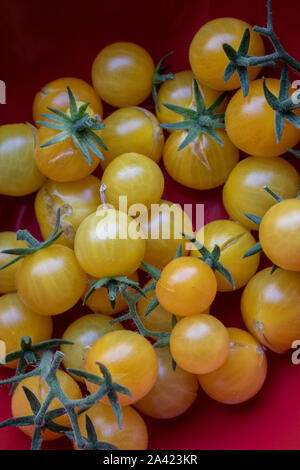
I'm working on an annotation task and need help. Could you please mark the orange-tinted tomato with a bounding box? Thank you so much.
[77,402,148,450]
[0,293,53,369]
[135,347,199,419]
[189,18,265,91]
[16,245,87,316]
[137,280,174,334]
[241,268,300,353]
[156,257,217,316]
[198,328,267,404]
[225,79,300,157]
[35,176,101,248]
[0,232,27,293]
[170,313,230,374]
[259,199,300,271]
[84,330,158,406]
[11,370,82,440]
[191,220,260,291]
[92,42,154,107]
[223,156,299,230]
[33,77,103,125]
[163,130,239,190]
[100,107,164,168]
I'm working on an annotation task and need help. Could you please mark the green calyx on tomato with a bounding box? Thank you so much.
[160,79,226,149]
[152,52,174,111]
[37,86,107,166]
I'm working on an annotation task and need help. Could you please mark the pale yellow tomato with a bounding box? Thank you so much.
[0,232,27,293]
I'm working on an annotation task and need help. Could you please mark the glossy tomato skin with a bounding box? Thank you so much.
[241,268,300,353]
[84,330,158,406]
[0,124,46,196]
[76,402,148,450]
[92,42,155,107]
[61,313,123,382]
[259,199,300,271]
[156,257,217,316]
[0,232,27,293]
[100,107,164,168]
[189,18,265,91]
[102,152,164,211]
[156,70,226,127]
[226,78,300,157]
[35,175,101,248]
[11,370,82,440]
[163,130,239,190]
[191,220,260,291]
[16,245,87,316]
[198,328,267,404]
[74,208,146,278]
[135,347,199,419]
[170,314,230,374]
[33,77,103,125]
[139,200,194,270]
[223,156,299,230]
[0,293,53,369]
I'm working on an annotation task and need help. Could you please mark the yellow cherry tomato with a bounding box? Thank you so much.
[225,78,300,157]
[137,280,174,334]
[189,18,265,91]
[35,175,101,248]
[101,152,164,212]
[198,328,267,404]
[135,347,199,419]
[163,130,239,190]
[191,220,260,291]
[0,124,46,196]
[92,42,155,107]
[223,156,299,231]
[84,330,158,406]
[76,402,148,450]
[33,77,103,125]
[259,199,300,271]
[100,107,164,168]
[156,257,217,316]
[11,370,82,440]
[0,232,27,293]
[241,268,300,353]
[0,293,53,369]
[170,313,230,374]
[16,245,87,316]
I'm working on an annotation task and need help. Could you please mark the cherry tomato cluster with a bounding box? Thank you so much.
[1,1,300,451]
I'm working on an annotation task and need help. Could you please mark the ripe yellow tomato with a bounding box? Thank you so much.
[191,220,260,291]
[100,107,164,168]
[76,402,148,450]
[135,347,199,419]
[84,330,158,406]
[223,156,299,230]
[189,18,265,91]
[139,200,194,270]
[225,78,300,157]
[35,176,101,248]
[83,271,139,315]
[74,207,146,278]
[0,293,53,369]
[92,42,155,107]
[61,313,123,381]
[137,280,174,334]
[156,257,217,316]
[241,268,300,353]
[0,124,46,196]
[16,245,87,316]
[259,199,300,271]
[101,153,164,211]
[0,232,27,293]
[11,370,82,440]
[33,77,103,125]
[163,130,239,190]
[170,313,229,374]
[198,328,267,404]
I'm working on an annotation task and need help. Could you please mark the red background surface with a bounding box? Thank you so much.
[1,0,300,450]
